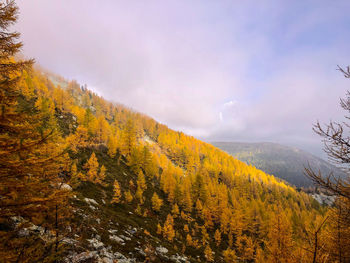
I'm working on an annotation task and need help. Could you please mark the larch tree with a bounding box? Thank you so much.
[137,170,147,191]
[0,1,72,261]
[156,223,162,235]
[186,233,193,246]
[171,203,180,217]
[204,245,214,262]
[214,229,221,247]
[124,190,133,203]
[111,180,122,204]
[163,214,175,241]
[223,249,237,263]
[265,211,295,263]
[96,164,106,185]
[107,134,118,158]
[121,118,137,157]
[151,192,163,212]
[84,152,99,183]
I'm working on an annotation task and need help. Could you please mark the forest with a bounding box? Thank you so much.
[1,1,350,262]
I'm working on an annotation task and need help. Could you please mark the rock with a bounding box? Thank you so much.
[11,216,25,225]
[61,183,72,191]
[61,238,77,245]
[28,224,45,235]
[18,228,30,237]
[312,193,336,206]
[118,259,137,263]
[84,198,99,206]
[127,227,137,235]
[108,229,118,235]
[99,257,113,263]
[71,251,98,263]
[156,246,168,254]
[113,252,127,260]
[100,248,114,259]
[135,247,146,257]
[170,254,189,263]
[87,238,104,250]
[109,235,125,245]
[119,234,131,241]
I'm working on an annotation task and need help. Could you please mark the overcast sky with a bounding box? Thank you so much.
[16,0,350,158]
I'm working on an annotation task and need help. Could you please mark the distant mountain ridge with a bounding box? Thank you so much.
[211,141,345,187]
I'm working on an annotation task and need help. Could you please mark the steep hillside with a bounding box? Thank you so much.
[4,67,327,262]
[212,142,345,188]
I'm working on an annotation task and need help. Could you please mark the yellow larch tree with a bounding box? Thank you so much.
[111,180,122,204]
[84,152,99,183]
[204,245,214,262]
[125,190,133,203]
[107,134,118,158]
[186,234,193,246]
[266,211,295,263]
[156,223,162,235]
[214,229,221,247]
[151,192,163,212]
[171,203,180,217]
[163,214,175,241]
[96,164,106,185]
[223,249,237,263]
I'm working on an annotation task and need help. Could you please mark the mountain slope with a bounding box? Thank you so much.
[3,66,326,262]
[211,141,344,188]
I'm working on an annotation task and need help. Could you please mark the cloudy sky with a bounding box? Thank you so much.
[16,0,350,157]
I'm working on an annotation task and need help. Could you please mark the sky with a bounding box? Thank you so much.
[16,0,350,158]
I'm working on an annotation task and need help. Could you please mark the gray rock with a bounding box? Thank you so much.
[119,234,131,241]
[61,238,77,245]
[18,228,30,237]
[61,183,72,191]
[156,246,168,254]
[128,227,137,235]
[99,257,113,263]
[108,229,118,235]
[87,238,104,250]
[28,225,45,235]
[312,193,336,206]
[113,252,127,260]
[109,235,125,245]
[84,198,99,206]
[170,254,189,263]
[71,251,98,263]
[135,247,146,257]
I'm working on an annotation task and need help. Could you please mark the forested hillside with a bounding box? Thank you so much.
[1,2,347,262]
[212,142,345,187]
[8,66,324,262]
